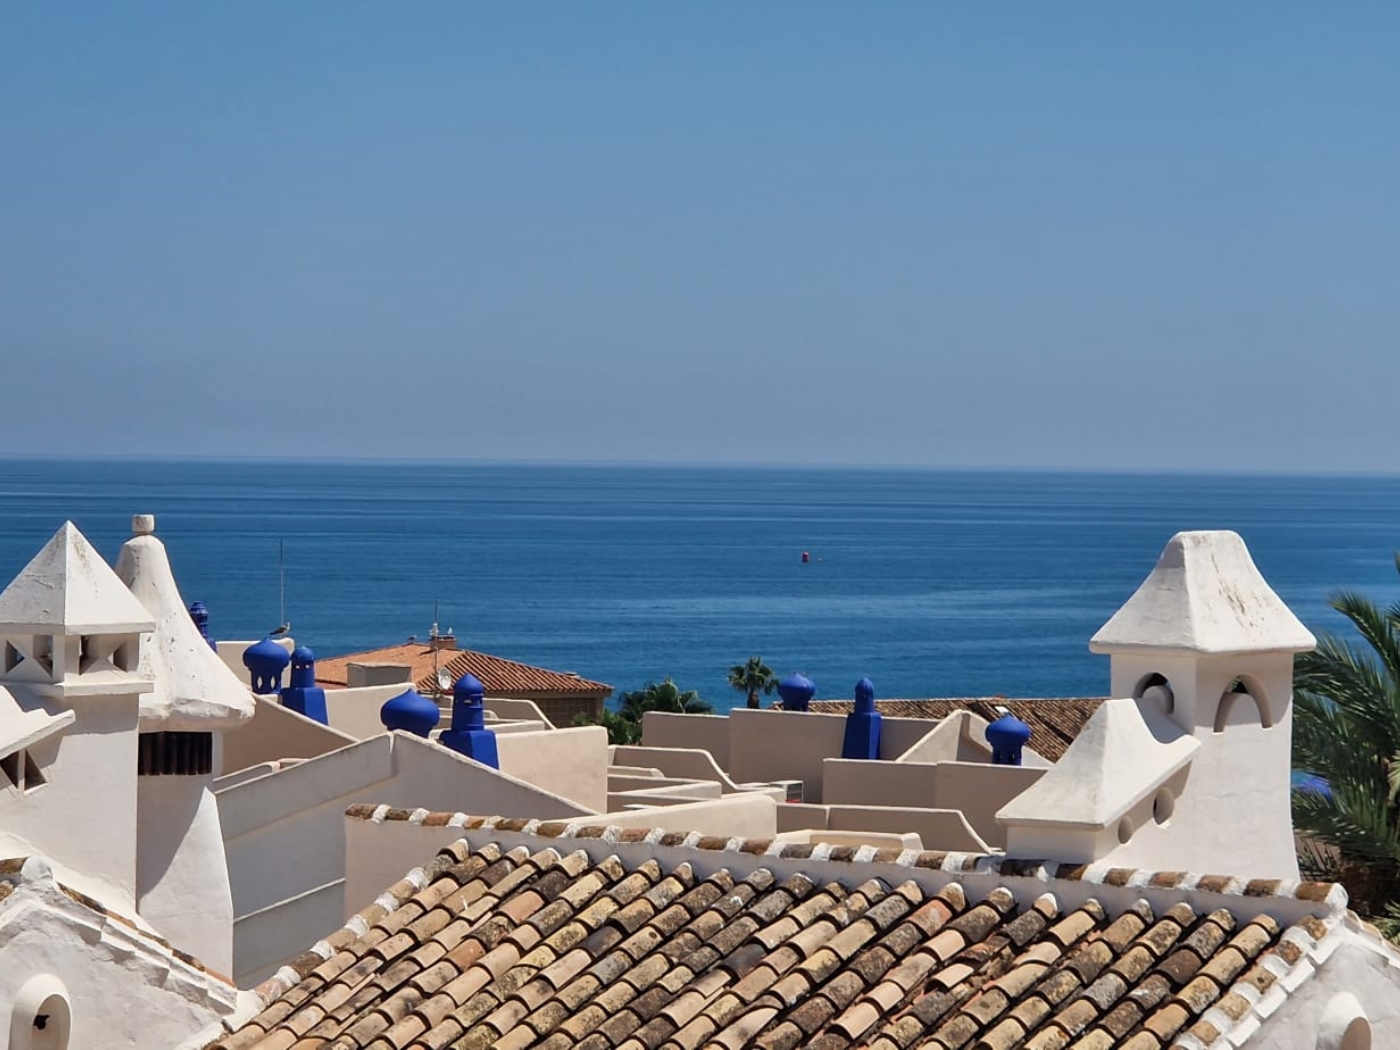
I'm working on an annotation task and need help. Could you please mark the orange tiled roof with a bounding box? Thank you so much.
[212,812,1347,1050]
[809,697,1106,763]
[315,643,612,698]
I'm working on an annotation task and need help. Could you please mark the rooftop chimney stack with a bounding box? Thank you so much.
[986,708,1032,765]
[841,677,882,759]
[280,647,328,724]
[188,601,215,650]
[776,672,815,712]
[439,673,498,767]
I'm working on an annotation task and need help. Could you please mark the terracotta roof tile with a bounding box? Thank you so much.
[315,642,611,697]
[808,698,1105,762]
[210,819,1348,1050]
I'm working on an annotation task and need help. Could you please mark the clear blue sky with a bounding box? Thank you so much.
[3,3,1397,471]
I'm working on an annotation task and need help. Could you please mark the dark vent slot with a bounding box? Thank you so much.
[138,732,213,776]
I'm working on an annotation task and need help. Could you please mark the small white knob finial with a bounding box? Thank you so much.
[132,514,156,536]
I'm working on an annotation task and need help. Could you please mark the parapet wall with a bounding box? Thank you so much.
[496,725,608,814]
[220,695,356,775]
[342,794,779,911]
[218,731,595,987]
[644,708,1010,805]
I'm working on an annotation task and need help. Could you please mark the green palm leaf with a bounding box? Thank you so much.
[1292,555,1400,917]
[728,655,776,708]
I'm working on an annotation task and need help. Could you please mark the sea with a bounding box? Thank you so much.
[1,459,1397,713]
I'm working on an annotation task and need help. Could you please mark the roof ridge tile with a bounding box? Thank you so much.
[348,808,1348,918]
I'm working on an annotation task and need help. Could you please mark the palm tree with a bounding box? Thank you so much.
[1292,556,1400,918]
[618,678,712,720]
[728,656,777,709]
[578,678,713,745]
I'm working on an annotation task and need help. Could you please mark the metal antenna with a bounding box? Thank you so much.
[431,599,442,694]
[268,540,291,636]
[279,539,286,630]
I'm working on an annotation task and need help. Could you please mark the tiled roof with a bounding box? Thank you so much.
[315,644,612,698]
[211,812,1349,1050]
[808,699,1106,763]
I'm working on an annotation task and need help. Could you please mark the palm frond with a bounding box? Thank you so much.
[1290,561,1400,912]
[1328,587,1400,685]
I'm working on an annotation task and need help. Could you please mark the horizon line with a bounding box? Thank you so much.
[0,452,1397,482]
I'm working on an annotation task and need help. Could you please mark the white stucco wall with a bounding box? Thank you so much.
[219,730,596,986]
[231,876,345,992]
[773,802,990,852]
[822,758,1043,849]
[610,745,749,792]
[878,714,981,761]
[322,683,418,740]
[1077,530,1311,880]
[1079,653,1301,880]
[1238,929,1400,1049]
[222,738,394,920]
[1163,655,1297,880]
[726,709,849,801]
[0,866,236,1050]
[308,685,565,745]
[215,638,294,688]
[494,725,608,813]
[608,777,738,811]
[137,775,235,977]
[645,709,988,804]
[485,697,556,727]
[342,793,780,913]
[595,793,778,836]
[0,692,142,909]
[220,695,356,775]
[640,712,730,769]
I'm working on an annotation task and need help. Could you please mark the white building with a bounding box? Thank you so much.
[1,517,1398,1048]
[0,521,243,1048]
[999,530,1315,878]
[204,531,1400,1049]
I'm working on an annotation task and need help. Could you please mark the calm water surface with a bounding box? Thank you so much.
[1,460,1397,712]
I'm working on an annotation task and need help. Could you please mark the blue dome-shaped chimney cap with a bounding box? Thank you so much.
[381,687,441,738]
[243,637,291,671]
[986,710,1032,766]
[454,672,485,702]
[288,645,317,690]
[776,672,816,712]
[243,637,292,693]
[854,677,876,713]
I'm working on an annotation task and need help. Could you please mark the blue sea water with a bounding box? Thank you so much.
[1,459,1398,712]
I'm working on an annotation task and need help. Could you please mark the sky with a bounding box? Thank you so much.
[2,3,1398,472]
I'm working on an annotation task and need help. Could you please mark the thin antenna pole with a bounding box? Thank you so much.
[432,599,441,694]
[279,539,286,629]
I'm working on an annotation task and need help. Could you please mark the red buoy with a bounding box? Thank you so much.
[801,551,810,563]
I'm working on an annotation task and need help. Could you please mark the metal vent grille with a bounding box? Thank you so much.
[137,732,213,776]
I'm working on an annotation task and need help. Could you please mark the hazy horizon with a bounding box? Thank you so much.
[8,452,1400,482]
